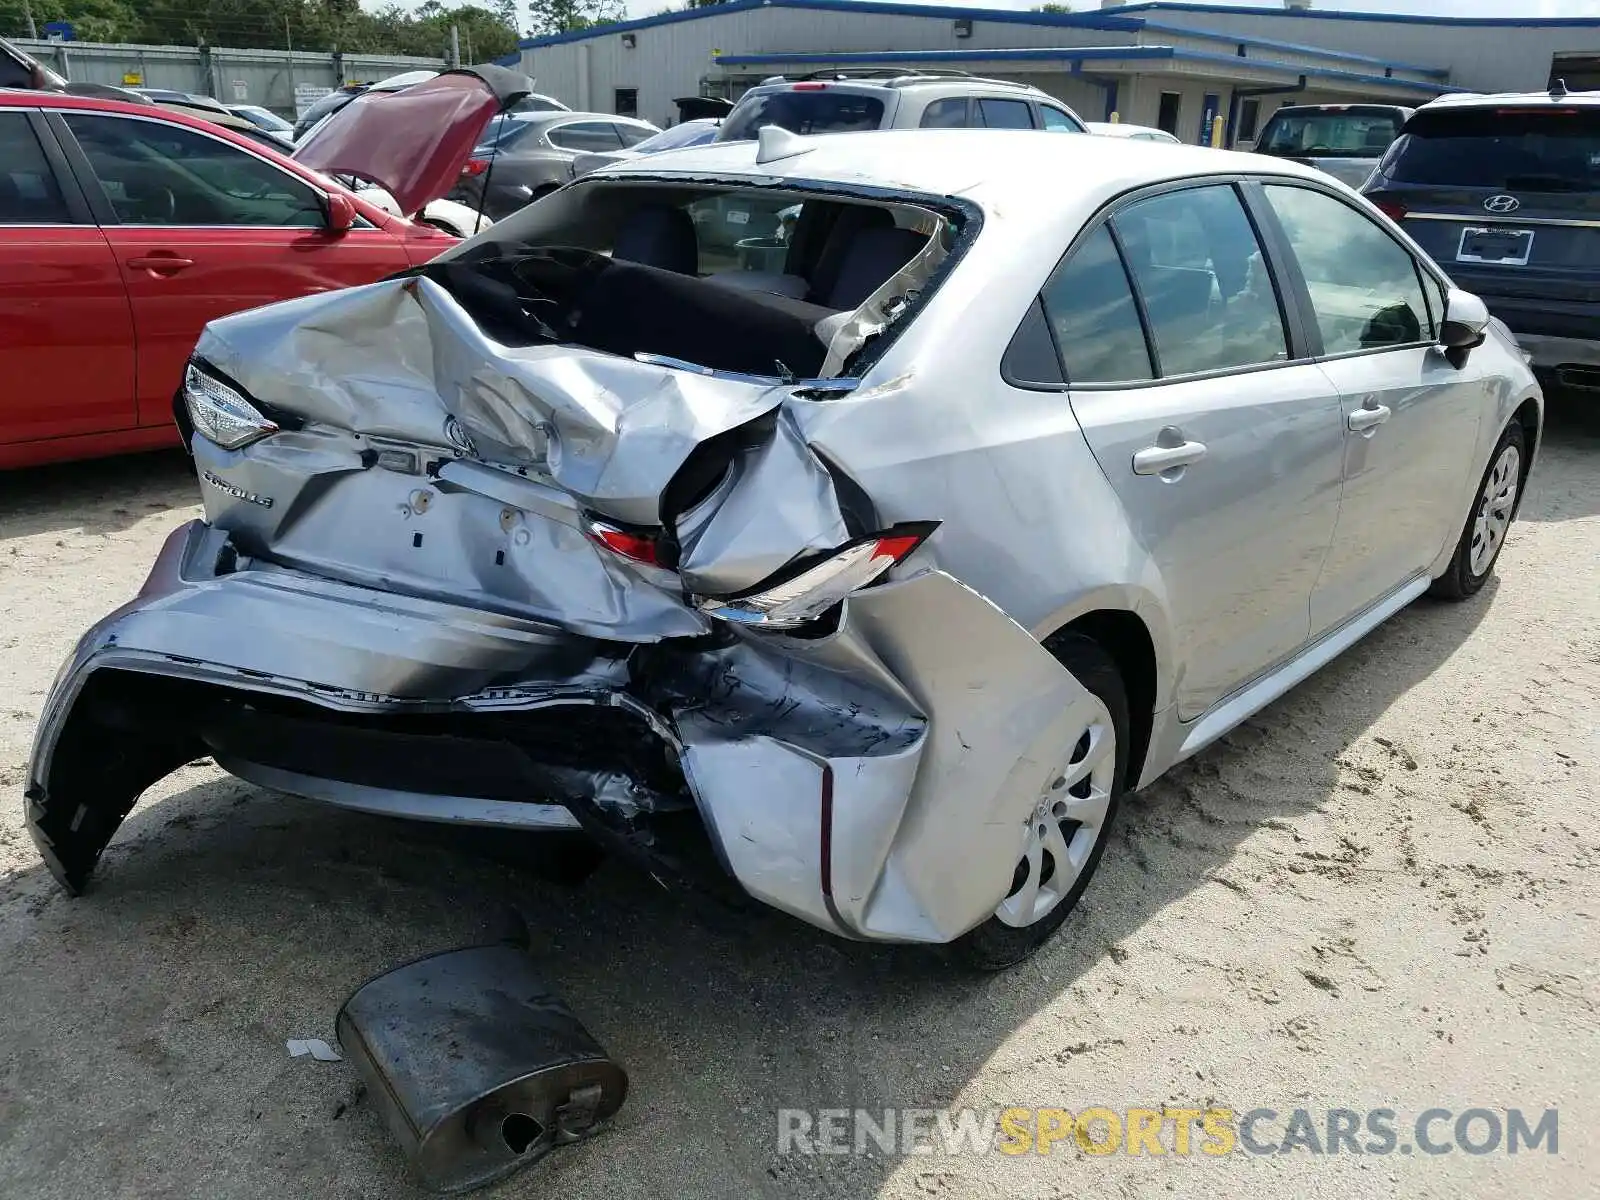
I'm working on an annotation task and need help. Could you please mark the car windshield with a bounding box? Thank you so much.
[1258,110,1402,159]
[720,90,886,140]
[632,121,718,153]
[1385,107,1600,192]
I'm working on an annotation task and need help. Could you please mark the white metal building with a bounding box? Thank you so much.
[506,0,1600,146]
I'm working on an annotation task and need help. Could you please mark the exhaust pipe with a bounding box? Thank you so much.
[336,945,628,1193]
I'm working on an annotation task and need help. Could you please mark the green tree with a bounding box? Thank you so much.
[526,0,621,37]
[1033,2,1072,11]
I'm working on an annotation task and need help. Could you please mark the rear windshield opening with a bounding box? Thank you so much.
[1258,111,1402,159]
[433,181,963,380]
[719,91,886,141]
[1385,108,1600,191]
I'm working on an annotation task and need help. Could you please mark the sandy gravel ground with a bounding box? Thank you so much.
[0,403,1595,1200]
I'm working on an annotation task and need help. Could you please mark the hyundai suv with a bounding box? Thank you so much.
[1364,85,1600,388]
[715,69,1087,141]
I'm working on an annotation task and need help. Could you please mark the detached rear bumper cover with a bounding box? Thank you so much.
[26,520,1092,944]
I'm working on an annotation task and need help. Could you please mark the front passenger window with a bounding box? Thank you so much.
[64,113,323,227]
[1262,184,1433,354]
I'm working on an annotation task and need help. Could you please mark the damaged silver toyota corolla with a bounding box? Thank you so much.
[27,125,1542,968]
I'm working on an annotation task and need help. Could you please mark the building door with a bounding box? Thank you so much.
[1157,91,1182,136]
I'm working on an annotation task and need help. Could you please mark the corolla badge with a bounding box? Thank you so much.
[200,469,273,508]
[1484,195,1521,214]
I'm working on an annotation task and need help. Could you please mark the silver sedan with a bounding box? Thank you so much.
[26,129,1541,969]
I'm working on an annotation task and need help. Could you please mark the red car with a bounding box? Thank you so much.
[0,69,525,469]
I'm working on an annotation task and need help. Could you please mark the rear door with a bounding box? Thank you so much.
[0,108,137,445]
[1256,181,1487,633]
[1049,181,1346,719]
[1368,104,1600,350]
[52,110,412,427]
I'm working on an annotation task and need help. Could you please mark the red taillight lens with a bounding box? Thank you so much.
[792,82,829,91]
[461,158,490,177]
[1374,199,1407,222]
[586,521,661,566]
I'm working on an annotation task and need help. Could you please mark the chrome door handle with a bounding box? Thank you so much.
[1347,403,1392,432]
[1132,439,1208,475]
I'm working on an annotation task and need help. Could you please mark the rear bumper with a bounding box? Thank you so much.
[26,520,1093,945]
[1511,332,1600,378]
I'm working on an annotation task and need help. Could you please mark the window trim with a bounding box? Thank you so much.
[1251,177,1446,366]
[0,108,93,227]
[46,108,336,231]
[1019,175,1312,393]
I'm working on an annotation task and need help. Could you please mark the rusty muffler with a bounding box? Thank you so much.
[336,945,628,1193]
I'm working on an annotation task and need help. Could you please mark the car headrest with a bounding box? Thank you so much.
[612,204,698,275]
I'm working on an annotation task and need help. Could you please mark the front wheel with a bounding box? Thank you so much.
[1430,421,1526,601]
[947,632,1128,972]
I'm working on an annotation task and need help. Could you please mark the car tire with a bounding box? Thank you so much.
[1429,420,1527,601]
[946,631,1129,972]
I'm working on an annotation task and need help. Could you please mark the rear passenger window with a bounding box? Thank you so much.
[1040,106,1080,132]
[920,98,970,129]
[1263,184,1432,353]
[548,122,624,151]
[977,99,1034,129]
[1113,185,1288,376]
[1039,224,1153,384]
[0,113,72,224]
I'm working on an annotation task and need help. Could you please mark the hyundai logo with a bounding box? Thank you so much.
[1484,194,1522,214]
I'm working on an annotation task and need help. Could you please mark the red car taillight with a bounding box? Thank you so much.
[585,520,662,567]
[695,523,939,629]
[461,158,490,177]
[1373,198,1407,222]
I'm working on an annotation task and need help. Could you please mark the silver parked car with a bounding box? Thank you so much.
[26,129,1541,969]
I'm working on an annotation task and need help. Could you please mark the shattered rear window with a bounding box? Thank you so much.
[433,179,967,380]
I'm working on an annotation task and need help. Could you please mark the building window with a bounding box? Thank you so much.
[1157,92,1182,136]
[615,88,638,118]
[1238,98,1262,142]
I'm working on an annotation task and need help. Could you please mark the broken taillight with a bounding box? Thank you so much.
[585,519,662,567]
[696,523,938,629]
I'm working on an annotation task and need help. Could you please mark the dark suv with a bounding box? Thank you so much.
[1364,86,1600,388]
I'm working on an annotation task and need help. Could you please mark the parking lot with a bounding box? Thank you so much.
[0,400,1594,1199]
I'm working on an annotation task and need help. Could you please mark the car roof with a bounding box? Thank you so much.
[748,71,1044,96]
[1421,88,1600,111]
[603,127,1329,208]
[1269,103,1414,116]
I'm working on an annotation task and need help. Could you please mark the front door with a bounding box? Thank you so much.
[1045,183,1346,719]
[53,110,413,426]
[0,109,136,445]
[1256,183,1489,634]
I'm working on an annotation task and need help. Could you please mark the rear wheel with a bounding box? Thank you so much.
[947,632,1128,972]
[1430,421,1526,601]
